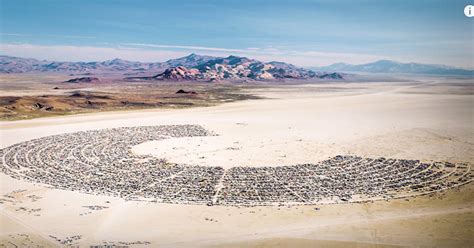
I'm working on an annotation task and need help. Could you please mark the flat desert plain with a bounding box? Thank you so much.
[1,78,473,247]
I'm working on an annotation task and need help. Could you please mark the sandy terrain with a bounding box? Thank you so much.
[0,74,260,121]
[0,78,473,247]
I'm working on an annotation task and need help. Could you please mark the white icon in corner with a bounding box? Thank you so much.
[465,5,474,17]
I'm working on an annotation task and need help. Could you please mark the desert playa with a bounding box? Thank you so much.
[1,77,473,247]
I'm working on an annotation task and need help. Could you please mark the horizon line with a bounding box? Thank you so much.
[0,43,472,70]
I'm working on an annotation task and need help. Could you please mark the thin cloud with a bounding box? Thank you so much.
[46,34,96,39]
[1,33,31,37]
[1,33,95,39]
[123,43,266,54]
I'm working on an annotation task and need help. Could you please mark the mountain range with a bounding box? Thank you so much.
[313,60,473,76]
[129,54,343,81]
[3,54,469,81]
[0,55,165,74]
[0,54,343,81]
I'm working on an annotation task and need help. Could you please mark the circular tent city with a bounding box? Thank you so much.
[1,125,472,206]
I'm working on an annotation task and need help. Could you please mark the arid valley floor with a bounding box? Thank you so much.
[0,76,473,247]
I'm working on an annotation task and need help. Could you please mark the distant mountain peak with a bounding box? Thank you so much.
[186,53,198,58]
[103,58,133,65]
[315,60,473,76]
[374,59,396,63]
[109,58,129,62]
[164,53,217,68]
[226,55,246,60]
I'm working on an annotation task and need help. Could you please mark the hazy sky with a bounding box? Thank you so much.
[1,0,472,67]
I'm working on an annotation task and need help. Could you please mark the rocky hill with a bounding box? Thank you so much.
[64,77,101,83]
[152,66,201,81]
